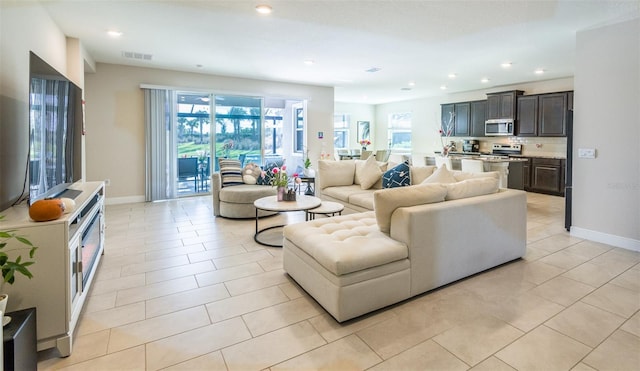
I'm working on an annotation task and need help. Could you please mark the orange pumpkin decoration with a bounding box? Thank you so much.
[29,198,65,222]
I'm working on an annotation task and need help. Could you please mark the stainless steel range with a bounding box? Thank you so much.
[481,144,522,159]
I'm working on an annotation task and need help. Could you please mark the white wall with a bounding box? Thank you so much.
[84,63,334,202]
[334,102,376,150]
[0,1,70,211]
[572,18,640,250]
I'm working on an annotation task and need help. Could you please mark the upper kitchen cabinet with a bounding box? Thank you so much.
[538,92,568,136]
[517,95,538,136]
[440,102,470,137]
[441,103,455,133]
[516,91,572,137]
[440,100,484,137]
[486,90,524,119]
[453,102,470,136]
[470,100,487,137]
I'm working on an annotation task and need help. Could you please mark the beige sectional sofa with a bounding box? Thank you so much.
[282,159,527,322]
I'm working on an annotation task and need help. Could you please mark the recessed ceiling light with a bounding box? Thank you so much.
[534,69,545,74]
[440,85,447,90]
[501,62,512,68]
[107,30,123,37]
[481,78,490,83]
[200,97,210,102]
[448,73,457,79]
[304,60,315,66]
[408,81,415,86]
[255,4,272,14]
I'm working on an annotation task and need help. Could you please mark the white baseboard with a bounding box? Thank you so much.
[570,227,640,252]
[105,195,145,205]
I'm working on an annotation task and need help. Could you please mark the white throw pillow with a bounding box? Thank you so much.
[410,166,437,185]
[373,183,447,233]
[421,165,457,184]
[355,155,383,189]
[318,160,356,189]
[452,170,500,182]
[445,177,499,200]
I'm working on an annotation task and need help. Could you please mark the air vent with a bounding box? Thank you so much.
[122,51,153,61]
[400,87,412,91]
[365,67,381,73]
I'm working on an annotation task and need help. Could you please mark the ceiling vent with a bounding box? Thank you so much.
[365,67,381,73]
[400,87,412,91]
[122,51,153,61]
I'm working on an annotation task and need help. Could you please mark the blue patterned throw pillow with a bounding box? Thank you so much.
[256,162,278,185]
[382,162,411,188]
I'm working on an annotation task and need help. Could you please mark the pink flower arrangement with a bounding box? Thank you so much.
[269,165,296,187]
[359,139,371,147]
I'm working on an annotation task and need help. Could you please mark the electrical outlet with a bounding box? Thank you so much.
[104,179,111,186]
[578,148,596,159]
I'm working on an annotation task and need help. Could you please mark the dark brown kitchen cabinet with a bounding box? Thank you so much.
[522,158,531,190]
[453,102,470,136]
[486,90,523,119]
[538,93,567,136]
[441,104,455,134]
[517,95,538,136]
[470,100,487,137]
[441,100,485,137]
[531,157,565,196]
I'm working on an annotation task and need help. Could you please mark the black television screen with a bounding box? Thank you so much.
[29,52,83,203]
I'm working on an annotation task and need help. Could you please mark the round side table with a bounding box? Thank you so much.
[253,195,321,247]
[306,201,345,220]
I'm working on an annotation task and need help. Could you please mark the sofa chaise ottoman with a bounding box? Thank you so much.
[283,180,527,322]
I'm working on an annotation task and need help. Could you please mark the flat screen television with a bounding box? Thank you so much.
[29,51,83,204]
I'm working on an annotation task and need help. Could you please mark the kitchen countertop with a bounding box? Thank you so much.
[429,153,529,163]
[510,154,567,160]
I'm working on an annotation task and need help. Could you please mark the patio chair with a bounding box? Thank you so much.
[178,157,199,192]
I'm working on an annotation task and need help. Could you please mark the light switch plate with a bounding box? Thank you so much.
[578,148,596,159]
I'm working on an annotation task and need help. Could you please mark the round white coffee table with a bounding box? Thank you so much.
[306,201,345,220]
[254,195,321,247]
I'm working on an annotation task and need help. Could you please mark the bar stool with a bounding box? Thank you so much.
[435,157,452,170]
[461,159,485,173]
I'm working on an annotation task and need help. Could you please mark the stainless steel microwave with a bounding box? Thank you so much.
[485,119,514,136]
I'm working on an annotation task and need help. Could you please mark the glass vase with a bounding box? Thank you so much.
[277,186,285,201]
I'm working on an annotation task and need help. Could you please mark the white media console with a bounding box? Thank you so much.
[1,181,105,357]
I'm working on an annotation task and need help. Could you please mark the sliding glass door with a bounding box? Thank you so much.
[214,95,263,170]
[176,93,212,196]
[146,90,307,200]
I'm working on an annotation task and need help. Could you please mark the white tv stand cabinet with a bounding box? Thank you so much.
[1,181,105,357]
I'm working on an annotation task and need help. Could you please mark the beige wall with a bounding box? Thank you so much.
[572,18,639,250]
[84,63,334,202]
[0,1,70,210]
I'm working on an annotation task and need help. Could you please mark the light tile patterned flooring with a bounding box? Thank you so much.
[38,193,640,370]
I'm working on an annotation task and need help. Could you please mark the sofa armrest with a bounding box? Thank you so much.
[390,189,527,295]
[212,172,222,216]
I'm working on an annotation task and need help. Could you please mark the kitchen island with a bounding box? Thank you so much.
[425,154,528,189]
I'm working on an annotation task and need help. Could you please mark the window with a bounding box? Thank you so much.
[294,107,304,153]
[333,113,350,149]
[388,112,412,149]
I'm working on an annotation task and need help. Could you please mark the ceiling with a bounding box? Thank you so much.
[40,0,639,104]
